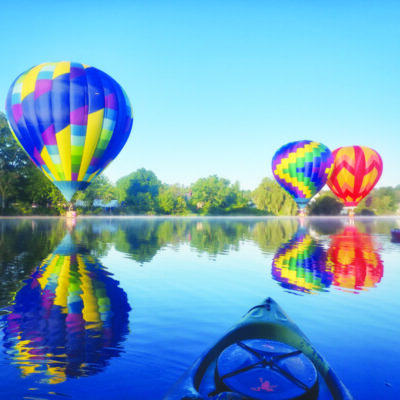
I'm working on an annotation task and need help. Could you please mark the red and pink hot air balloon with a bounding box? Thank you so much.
[327,146,383,214]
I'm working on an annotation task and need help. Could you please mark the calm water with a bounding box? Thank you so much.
[0,217,399,399]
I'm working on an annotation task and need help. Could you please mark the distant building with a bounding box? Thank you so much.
[93,199,119,208]
[76,199,119,208]
[75,200,88,207]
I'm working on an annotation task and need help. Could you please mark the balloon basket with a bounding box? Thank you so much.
[345,207,355,218]
[66,211,77,219]
[298,208,306,217]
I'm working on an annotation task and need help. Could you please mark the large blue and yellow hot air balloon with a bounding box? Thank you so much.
[272,140,334,212]
[5,62,133,201]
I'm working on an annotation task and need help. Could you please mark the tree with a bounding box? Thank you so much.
[252,178,297,215]
[0,170,18,210]
[75,175,117,208]
[371,187,397,215]
[189,175,243,215]
[228,181,251,213]
[158,184,189,215]
[0,113,31,210]
[0,113,30,172]
[356,187,398,215]
[308,193,343,216]
[117,169,161,214]
[21,165,65,214]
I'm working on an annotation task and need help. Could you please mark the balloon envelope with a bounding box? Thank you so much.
[272,140,334,209]
[327,146,383,207]
[5,62,133,201]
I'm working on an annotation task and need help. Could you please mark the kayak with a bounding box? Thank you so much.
[164,298,353,400]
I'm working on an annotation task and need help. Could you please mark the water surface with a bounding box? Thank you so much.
[0,217,399,399]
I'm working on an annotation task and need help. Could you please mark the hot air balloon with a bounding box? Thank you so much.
[272,140,334,214]
[5,62,133,201]
[1,233,131,383]
[272,226,333,293]
[327,146,383,214]
[327,226,384,292]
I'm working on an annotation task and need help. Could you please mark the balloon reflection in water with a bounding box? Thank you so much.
[272,228,333,293]
[327,226,384,291]
[2,233,131,383]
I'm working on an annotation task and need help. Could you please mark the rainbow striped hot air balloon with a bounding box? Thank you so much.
[327,146,383,208]
[5,62,133,201]
[272,140,334,212]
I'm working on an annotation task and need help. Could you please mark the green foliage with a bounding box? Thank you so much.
[115,173,132,202]
[0,113,30,174]
[24,165,61,205]
[0,169,18,210]
[252,178,297,215]
[370,187,398,215]
[308,192,343,216]
[158,184,189,215]
[75,175,116,208]
[0,113,30,211]
[0,112,66,215]
[117,168,161,214]
[355,186,399,215]
[12,201,33,215]
[189,175,247,215]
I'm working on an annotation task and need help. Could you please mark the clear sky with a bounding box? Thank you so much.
[1,0,399,190]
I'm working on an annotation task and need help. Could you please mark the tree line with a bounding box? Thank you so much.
[1,112,399,216]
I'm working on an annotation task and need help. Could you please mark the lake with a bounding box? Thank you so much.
[0,216,399,399]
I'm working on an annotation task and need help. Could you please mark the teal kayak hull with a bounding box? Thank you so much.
[164,298,353,400]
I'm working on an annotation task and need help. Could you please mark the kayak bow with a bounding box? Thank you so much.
[164,298,353,400]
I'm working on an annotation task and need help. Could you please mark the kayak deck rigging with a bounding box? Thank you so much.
[164,298,354,400]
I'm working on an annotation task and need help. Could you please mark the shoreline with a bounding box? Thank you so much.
[1,215,399,220]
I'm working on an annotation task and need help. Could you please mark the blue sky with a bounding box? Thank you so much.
[1,1,399,190]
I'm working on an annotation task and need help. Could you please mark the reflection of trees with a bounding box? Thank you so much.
[85,218,315,262]
[188,219,249,257]
[113,219,178,263]
[0,219,66,311]
[251,219,298,254]
[271,227,333,293]
[73,220,116,257]
[156,219,189,249]
[327,226,384,292]
[308,219,344,235]
[352,218,398,235]
[1,233,131,383]
[112,219,253,262]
